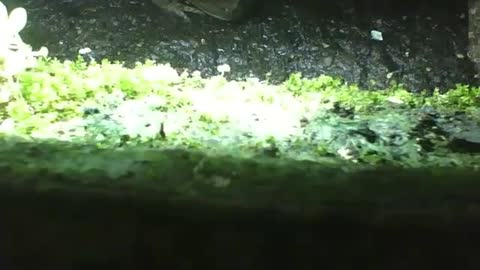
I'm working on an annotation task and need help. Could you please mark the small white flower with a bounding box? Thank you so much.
[217,63,231,76]
[1,1,48,78]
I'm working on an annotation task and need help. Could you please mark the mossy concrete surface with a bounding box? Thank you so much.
[1,139,480,269]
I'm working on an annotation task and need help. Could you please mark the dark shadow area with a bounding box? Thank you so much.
[2,185,480,270]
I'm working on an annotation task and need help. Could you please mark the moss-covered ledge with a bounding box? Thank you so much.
[2,137,480,228]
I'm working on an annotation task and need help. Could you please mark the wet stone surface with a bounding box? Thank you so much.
[9,0,477,91]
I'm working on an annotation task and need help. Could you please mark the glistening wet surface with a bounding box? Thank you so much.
[10,0,477,91]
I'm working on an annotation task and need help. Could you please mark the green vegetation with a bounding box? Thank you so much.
[0,56,479,169]
[1,1,480,171]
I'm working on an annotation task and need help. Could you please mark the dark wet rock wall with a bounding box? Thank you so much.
[7,0,478,91]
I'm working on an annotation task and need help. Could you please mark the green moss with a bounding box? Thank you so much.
[1,58,480,169]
